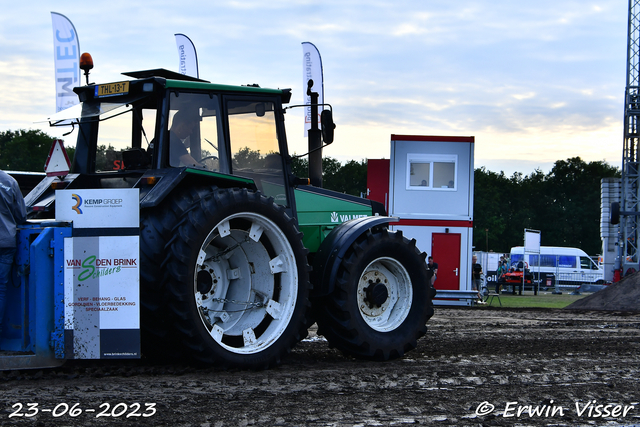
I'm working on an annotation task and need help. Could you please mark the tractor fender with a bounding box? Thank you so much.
[312,216,399,297]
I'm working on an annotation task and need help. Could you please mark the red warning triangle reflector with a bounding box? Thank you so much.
[44,139,71,177]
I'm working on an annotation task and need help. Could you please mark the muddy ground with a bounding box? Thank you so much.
[1,306,640,427]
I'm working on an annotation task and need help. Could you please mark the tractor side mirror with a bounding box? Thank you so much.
[321,109,335,144]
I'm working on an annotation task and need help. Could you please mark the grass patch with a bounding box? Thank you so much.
[481,291,589,309]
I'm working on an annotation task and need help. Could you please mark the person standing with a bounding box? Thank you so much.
[495,255,507,294]
[472,255,485,304]
[427,256,438,286]
[0,170,27,342]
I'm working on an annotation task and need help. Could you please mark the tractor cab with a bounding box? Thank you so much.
[31,68,295,217]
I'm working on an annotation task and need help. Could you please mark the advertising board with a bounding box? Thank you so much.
[56,189,140,359]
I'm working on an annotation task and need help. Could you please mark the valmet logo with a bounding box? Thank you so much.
[330,211,368,223]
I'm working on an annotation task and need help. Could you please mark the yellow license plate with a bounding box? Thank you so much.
[95,81,130,98]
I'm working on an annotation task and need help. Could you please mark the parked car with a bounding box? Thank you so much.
[509,246,604,289]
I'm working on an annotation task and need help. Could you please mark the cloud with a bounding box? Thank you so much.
[0,0,627,176]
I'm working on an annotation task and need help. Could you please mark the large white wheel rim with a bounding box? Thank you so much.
[193,212,298,354]
[356,257,412,332]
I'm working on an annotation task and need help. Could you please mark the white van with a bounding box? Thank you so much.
[509,246,604,287]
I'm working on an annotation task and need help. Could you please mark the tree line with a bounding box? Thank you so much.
[0,129,62,171]
[290,156,368,198]
[472,158,619,256]
[293,155,619,256]
[1,129,619,255]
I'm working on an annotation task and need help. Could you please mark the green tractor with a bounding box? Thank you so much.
[27,66,434,369]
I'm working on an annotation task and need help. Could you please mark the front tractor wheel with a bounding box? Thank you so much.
[165,188,310,369]
[315,228,433,360]
[356,257,413,332]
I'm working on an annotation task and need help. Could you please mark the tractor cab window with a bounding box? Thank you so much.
[45,94,158,173]
[227,100,287,206]
[168,92,225,172]
[92,102,157,172]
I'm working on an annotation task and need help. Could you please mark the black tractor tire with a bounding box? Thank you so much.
[163,187,311,369]
[139,188,211,360]
[314,227,433,361]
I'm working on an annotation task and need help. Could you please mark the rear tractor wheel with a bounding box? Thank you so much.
[165,188,310,369]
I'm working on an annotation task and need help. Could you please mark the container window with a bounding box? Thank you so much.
[406,154,457,191]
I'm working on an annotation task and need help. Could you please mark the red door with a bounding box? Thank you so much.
[366,159,390,212]
[431,233,461,290]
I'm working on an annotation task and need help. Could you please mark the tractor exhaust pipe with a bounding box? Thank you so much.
[307,80,323,187]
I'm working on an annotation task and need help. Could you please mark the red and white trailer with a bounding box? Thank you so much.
[367,135,477,305]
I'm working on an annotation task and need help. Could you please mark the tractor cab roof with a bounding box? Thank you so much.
[79,68,291,103]
[122,68,210,82]
[43,68,292,126]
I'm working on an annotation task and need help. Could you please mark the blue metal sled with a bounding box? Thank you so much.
[0,221,70,370]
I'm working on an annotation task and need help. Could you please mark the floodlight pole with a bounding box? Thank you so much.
[620,0,640,277]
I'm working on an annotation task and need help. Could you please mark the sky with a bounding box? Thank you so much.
[0,0,629,177]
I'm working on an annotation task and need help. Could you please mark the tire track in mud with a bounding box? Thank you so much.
[0,307,639,426]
